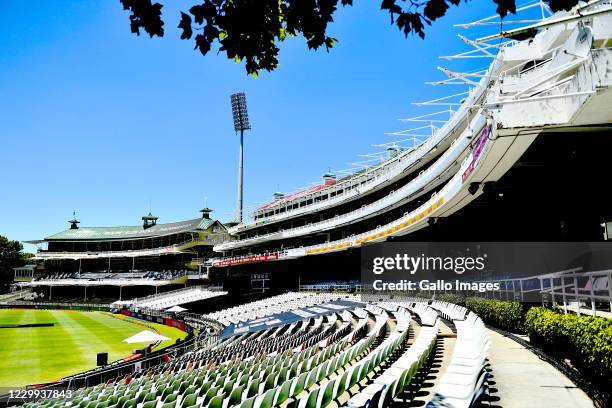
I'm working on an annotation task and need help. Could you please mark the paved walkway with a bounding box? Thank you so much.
[485,329,594,408]
[396,320,456,407]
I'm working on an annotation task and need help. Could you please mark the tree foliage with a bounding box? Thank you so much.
[119,0,581,75]
[525,307,612,391]
[466,296,526,333]
[0,235,28,292]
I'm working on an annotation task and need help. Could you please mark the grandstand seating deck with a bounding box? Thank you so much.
[130,287,227,310]
[33,270,189,282]
[17,293,593,408]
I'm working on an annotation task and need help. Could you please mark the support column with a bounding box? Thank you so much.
[589,276,596,316]
[561,277,567,313]
[573,276,580,316]
[236,129,244,223]
[608,272,612,313]
[551,278,556,307]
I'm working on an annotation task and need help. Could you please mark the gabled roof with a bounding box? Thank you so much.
[42,217,223,242]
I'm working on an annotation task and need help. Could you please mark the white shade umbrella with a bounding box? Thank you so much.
[123,330,170,344]
[166,305,187,312]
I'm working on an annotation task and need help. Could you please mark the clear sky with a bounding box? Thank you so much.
[0,0,503,251]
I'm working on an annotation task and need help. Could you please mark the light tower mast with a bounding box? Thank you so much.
[230,92,251,224]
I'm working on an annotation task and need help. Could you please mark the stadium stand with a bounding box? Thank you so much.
[204,292,360,326]
[127,287,228,310]
[33,270,188,282]
[18,293,500,408]
[17,288,602,408]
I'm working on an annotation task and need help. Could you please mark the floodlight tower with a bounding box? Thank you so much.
[231,92,251,224]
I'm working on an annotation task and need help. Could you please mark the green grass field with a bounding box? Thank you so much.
[0,309,187,388]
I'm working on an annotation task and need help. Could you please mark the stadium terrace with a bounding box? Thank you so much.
[15,208,228,302]
[2,2,612,408]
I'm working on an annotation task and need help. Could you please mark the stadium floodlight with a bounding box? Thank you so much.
[231,92,251,132]
[231,92,251,224]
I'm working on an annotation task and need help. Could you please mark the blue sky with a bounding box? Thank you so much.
[0,0,503,251]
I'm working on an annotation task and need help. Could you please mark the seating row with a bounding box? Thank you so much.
[427,312,490,408]
[348,319,439,408]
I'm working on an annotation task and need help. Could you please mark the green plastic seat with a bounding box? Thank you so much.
[199,382,212,396]
[125,390,137,401]
[202,386,220,406]
[107,394,119,406]
[115,396,129,408]
[317,362,329,383]
[246,379,260,398]
[336,370,349,395]
[349,366,360,389]
[160,386,173,401]
[228,385,245,407]
[239,396,256,408]
[258,389,276,408]
[207,395,225,408]
[305,370,317,390]
[320,379,335,408]
[386,378,399,404]
[238,374,249,387]
[305,388,319,408]
[275,378,292,406]
[164,393,178,403]
[292,372,308,398]
[263,372,276,391]
[122,398,137,408]
[180,392,198,408]
[222,380,235,396]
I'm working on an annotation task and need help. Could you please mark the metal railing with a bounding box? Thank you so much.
[477,268,612,317]
[0,301,112,310]
[34,238,200,260]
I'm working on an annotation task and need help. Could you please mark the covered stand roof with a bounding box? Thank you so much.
[39,217,218,242]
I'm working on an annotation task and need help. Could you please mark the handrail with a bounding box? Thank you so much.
[33,238,200,260]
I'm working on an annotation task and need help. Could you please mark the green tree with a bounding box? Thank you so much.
[119,0,581,75]
[0,235,28,292]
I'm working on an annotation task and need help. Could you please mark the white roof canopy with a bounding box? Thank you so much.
[166,305,187,312]
[122,330,170,344]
